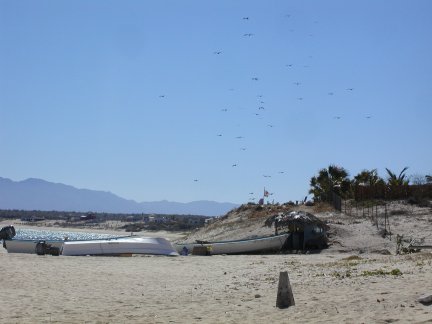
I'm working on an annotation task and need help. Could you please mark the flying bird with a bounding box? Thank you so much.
[334,116,342,120]
[213,51,222,55]
[243,17,249,20]
[193,179,198,182]
[328,92,334,96]
[346,88,354,91]
[159,95,165,98]
[221,108,228,112]
[232,164,237,167]
[251,77,259,81]
[293,82,301,86]
[243,33,254,37]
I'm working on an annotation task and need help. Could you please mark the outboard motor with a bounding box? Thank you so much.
[35,241,60,256]
[35,241,47,255]
[0,225,16,240]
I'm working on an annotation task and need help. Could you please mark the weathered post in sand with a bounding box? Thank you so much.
[276,271,295,308]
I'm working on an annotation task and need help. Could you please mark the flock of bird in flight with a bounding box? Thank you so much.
[159,14,372,201]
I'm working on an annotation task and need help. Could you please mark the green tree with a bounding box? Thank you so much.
[309,165,351,202]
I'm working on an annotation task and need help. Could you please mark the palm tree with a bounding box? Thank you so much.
[353,169,384,187]
[352,169,386,200]
[385,167,409,187]
[309,165,351,202]
[385,167,409,199]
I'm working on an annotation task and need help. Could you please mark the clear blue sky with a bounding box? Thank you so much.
[1,1,431,204]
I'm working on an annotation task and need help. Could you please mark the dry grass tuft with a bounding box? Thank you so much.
[341,255,363,261]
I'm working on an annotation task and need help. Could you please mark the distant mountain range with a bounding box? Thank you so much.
[0,177,239,217]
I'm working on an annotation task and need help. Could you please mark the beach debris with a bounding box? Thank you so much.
[276,271,295,309]
[396,234,423,254]
[181,246,189,256]
[191,245,212,256]
[417,294,432,306]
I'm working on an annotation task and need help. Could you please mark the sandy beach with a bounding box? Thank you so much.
[1,206,432,323]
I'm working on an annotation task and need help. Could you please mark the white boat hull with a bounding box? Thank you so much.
[176,233,289,255]
[61,237,179,256]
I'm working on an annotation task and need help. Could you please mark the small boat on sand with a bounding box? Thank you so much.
[61,237,179,256]
[1,225,178,256]
[175,233,290,255]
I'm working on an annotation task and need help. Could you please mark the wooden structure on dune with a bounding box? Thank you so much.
[266,211,329,250]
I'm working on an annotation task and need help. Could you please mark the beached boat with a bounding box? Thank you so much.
[3,230,178,256]
[61,236,179,256]
[175,233,290,255]
[2,231,130,255]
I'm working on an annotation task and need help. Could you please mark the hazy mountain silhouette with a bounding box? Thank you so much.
[0,177,238,216]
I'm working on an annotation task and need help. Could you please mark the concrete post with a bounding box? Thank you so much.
[276,271,295,308]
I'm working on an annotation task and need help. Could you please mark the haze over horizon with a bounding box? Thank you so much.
[1,1,431,205]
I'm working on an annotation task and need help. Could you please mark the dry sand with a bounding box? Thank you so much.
[1,204,431,323]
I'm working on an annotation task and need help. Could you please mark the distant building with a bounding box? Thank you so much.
[80,214,97,221]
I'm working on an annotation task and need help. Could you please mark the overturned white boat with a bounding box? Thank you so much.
[1,226,178,256]
[61,236,179,256]
[176,233,289,255]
